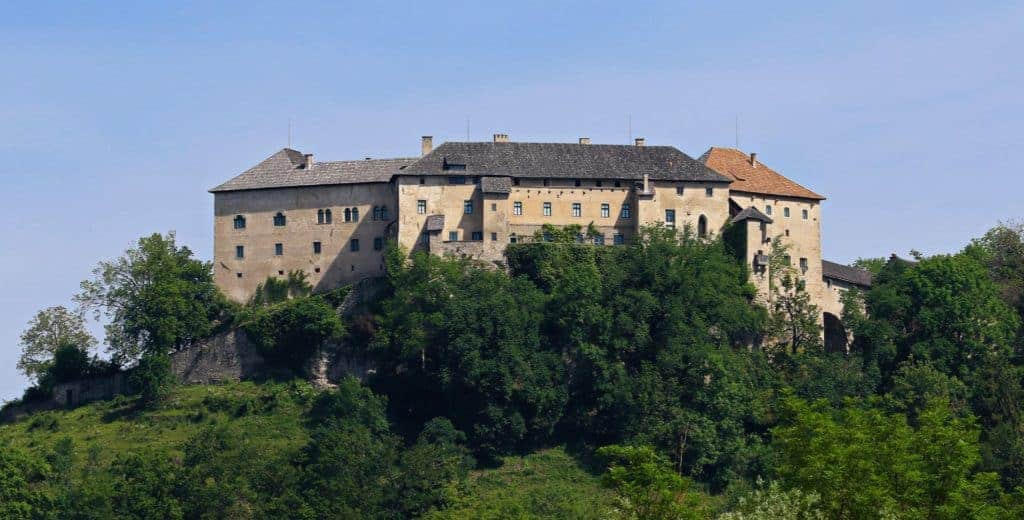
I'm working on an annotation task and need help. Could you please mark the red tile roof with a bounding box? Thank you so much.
[698,147,825,200]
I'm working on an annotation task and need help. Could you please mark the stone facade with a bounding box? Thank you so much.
[211,136,871,350]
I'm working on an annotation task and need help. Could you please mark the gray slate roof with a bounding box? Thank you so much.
[400,142,731,183]
[731,206,773,224]
[210,149,417,192]
[822,260,872,287]
[425,214,445,232]
[480,176,512,194]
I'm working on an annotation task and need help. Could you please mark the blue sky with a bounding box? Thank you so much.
[2,1,1022,401]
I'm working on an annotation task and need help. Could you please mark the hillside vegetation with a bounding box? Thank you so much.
[4,223,1024,518]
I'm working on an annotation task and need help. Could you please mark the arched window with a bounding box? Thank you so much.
[380,206,388,220]
[352,207,360,221]
[317,209,325,224]
[273,212,286,226]
[698,215,708,238]
[325,209,332,224]
[233,215,246,229]
[344,208,352,222]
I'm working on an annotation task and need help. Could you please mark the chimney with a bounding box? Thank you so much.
[634,137,646,147]
[643,173,650,193]
[578,137,591,145]
[493,133,509,143]
[421,136,433,156]
[750,152,758,167]
[304,153,315,169]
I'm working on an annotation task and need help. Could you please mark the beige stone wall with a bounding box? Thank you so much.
[507,181,637,242]
[730,192,825,316]
[395,176,483,253]
[638,181,730,236]
[213,184,394,302]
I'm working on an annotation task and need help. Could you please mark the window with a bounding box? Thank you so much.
[491,203,497,211]
[575,233,585,243]
[705,187,714,197]
[765,205,773,216]
[594,234,605,245]
[233,215,246,229]
[313,241,321,254]
[785,229,790,237]
[464,200,473,215]
[324,209,332,224]
[574,179,581,187]
[317,209,325,224]
[596,180,603,187]
[449,231,458,241]
[273,212,286,226]
[275,243,283,256]
[513,178,520,186]
[419,177,425,185]
[513,201,523,215]
[352,207,360,221]
[571,203,581,217]
[372,206,380,220]
[784,207,790,218]
[698,215,708,238]
[802,209,809,220]
[491,232,498,241]
[235,245,244,259]
[614,180,621,188]
[510,234,518,243]
[417,200,426,214]
[613,233,624,245]
[448,176,466,185]
[374,237,383,251]
[236,272,242,278]
[350,239,360,252]
[665,209,676,227]
[543,179,549,187]
[782,254,791,266]
[621,203,631,219]
[344,208,352,222]
[471,231,483,241]
[601,203,610,218]
[420,232,429,245]
[676,186,684,196]
[315,267,321,273]
[543,202,552,216]
[799,257,808,273]
[379,206,387,220]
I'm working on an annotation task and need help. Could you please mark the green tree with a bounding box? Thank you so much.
[765,239,821,354]
[76,232,227,364]
[597,444,707,520]
[718,480,824,520]
[0,444,51,520]
[250,270,313,307]
[17,306,96,381]
[108,451,183,520]
[397,418,474,516]
[129,352,174,407]
[242,295,345,374]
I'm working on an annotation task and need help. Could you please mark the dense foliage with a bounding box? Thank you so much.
[5,222,1024,518]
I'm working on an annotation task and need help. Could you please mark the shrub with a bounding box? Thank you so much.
[243,296,345,375]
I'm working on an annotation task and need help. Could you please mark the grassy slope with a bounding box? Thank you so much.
[1,382,617,519]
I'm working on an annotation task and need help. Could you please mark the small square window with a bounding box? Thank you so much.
[596,180,603,187]
[417,200,426,214]
[765,205,773,216]
[799,257,809,272]
[419,177,425,185]
[593,234,605,245]
[449,231,458,241]
[464,200,474,215]
[350,239,360,252]
[574,179,581,187]
[513,201,523,215]
[543,202,552,216]
[621,204,631,219]
[802,209,809,220]
[374,237,383,251]
[491,232,498,241]
[601,203,610,218]
[471,231,483,241]
[235,245,244,259]
[571,203,581,217]
[491,203,497,211]
[613,233,624,245]
[513,178,520,186]
[236,272,243,278]
[313,241,322,254]
[676,186,684,195]
[278,270,284,276]
[784,207,791,218]
[705,187,713,197]
[665,209,675,227]
[233,215,246,229]
[314,267,321,273]
[275,243,283,256]
[614,180,621,188]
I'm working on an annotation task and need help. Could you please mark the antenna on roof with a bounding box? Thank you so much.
[734,115,739,149]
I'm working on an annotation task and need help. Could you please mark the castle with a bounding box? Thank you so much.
[211,135,872,350]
